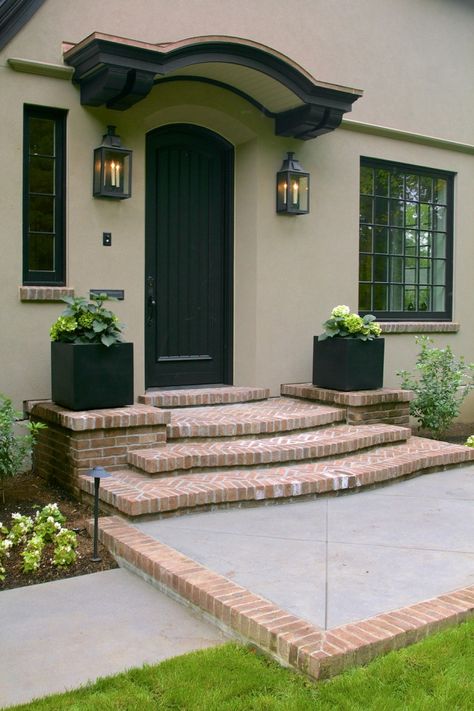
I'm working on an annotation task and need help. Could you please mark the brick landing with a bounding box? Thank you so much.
[165,398,345,440]
[97,516,474,681]
[80,437,474,517]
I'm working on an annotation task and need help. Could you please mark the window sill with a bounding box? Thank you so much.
[379,321,460,334]
[19,286,74,302]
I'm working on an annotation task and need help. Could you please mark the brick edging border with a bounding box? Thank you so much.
[96,516,474,680]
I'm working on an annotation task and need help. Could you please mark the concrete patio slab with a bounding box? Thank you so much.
[137,464,474,630]
[0,568,227,708]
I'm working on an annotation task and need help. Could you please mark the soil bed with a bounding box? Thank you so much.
[0,472,118,592]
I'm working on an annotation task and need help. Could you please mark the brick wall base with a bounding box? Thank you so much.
[31,402,170,497]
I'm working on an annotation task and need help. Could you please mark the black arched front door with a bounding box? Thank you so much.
[145,125,233,387]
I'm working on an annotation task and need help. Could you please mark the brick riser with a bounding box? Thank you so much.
[139,386,270,408]
[96,516,474,681]
[79,437,474,518]
[128,425,410,476]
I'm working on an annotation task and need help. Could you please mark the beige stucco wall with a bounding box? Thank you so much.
[0,0,473,421]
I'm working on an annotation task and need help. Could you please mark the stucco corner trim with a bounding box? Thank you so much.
[379,322,460,334]
[19,286,74,302]
[341,119,474,155]
[7,57,74,79]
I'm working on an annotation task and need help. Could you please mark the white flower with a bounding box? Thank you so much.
[331,304,351,318]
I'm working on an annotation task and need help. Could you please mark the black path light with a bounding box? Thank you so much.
[276,152,310,214]
[86,465,112,562]
[93,125,132,199]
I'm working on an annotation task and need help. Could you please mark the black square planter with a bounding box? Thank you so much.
[313,337,384,391]
[51,342,134,410]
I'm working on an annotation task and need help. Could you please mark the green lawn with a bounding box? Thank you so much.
[11,618,474,710]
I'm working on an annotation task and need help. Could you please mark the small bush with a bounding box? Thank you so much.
[0,394,46,500]
[398,337,474,439]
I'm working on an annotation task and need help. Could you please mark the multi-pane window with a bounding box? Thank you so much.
[23,106,66,284]
[359,158,453,320]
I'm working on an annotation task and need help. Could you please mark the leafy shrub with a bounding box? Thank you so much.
[0,395,46,500]
[398,337,474,439]
[466,435,474,448]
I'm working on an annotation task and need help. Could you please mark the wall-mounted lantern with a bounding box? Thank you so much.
[93,125,132,199]
[276,152,310,214]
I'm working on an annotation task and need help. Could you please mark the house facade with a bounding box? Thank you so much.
[1,0,473,420]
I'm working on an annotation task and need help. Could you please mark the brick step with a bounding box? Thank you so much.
[80,437,474,518]
[138,386,270,408]
[127,424,409,475]
[166,397,345,440]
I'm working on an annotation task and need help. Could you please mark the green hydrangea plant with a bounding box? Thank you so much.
[318,305,382,342]
[50,293,124,347]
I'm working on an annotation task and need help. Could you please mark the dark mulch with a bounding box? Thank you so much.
[0,472,118,592]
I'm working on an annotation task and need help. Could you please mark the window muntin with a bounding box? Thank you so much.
[359,159,453,320]
[23,106,66,284]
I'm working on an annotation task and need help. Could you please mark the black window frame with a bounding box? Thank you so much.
[23,104,67,285]
[359,157,454,321]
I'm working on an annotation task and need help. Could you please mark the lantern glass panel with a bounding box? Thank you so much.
[277,172,289,211]
[93,146,132,198]
[276,153,309,214]
[293,174,309,212]
[102,149,130,194]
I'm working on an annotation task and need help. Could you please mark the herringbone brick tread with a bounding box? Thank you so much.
[81,437,474,517]
[138,386,270,408]
[166,397,345,440]
[128,424,410,474]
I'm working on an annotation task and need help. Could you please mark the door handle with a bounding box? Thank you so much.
[146,276,156,327]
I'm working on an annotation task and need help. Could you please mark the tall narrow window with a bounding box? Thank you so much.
[359,158,454,320]
[23,106,66,284]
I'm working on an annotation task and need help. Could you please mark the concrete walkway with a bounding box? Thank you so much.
[0,568,227,709]
[138,465,474,630]
[1,465,473,707]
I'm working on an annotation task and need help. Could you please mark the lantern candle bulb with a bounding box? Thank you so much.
[292,181,299,205]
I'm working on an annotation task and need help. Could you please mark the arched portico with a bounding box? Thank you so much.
[64,33,362,139]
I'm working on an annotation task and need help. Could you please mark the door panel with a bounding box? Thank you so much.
[145,125,233,387]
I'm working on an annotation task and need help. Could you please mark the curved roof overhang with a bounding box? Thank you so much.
[64,33,363,140]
